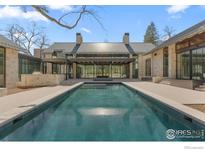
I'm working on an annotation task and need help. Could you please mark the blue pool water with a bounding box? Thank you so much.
[0,84,204,141]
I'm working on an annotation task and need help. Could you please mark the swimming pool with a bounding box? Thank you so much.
[0,83,205,141]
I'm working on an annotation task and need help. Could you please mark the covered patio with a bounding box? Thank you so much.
[43,57,135,79]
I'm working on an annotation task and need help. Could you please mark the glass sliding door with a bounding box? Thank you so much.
[192,48,205,80]
[96,65,103,77]
[177,51,190,79]
[85,65,94,78]
[112,65,121,78]
[75,64,130,79]
[103,65,110,77]
[122,64,129,78]
[96,65,111,77]
[177,47,205,80]
[0,47,5,87]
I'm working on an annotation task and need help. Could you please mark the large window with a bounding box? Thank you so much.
[177,51,190,79]
[192,48,205,80]
[77,64,95,78]
[19,54,41,76]
[177,47,205,80]
[112,65,121,78]
[0,47,5,87]
[52,64,65,74]
[76,64,129,78]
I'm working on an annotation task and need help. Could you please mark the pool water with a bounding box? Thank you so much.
[1,84,205,141]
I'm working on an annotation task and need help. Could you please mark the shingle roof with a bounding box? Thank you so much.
[43,42,76,54]
[130,43,156,53]
[0,35,26,52]
[44,42,155,55]
[146,20,205,54]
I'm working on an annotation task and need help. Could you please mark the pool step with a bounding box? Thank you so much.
[199,85,205,88]
[195,83,205,91]
[160,81,171,85]
[195,87,205,91]
[81,84,107,89]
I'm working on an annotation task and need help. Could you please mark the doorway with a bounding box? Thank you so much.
[96,65,110,77]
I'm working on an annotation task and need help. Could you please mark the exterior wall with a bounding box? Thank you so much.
[17,74,66,88]
[152,48,163,77]
[0,88,7,96]
[44,53,52,58]
[140,53,152,78]
[168,44,176,78]
[5,48,19,88]
[46,63,52,74]
[141,44,177,81]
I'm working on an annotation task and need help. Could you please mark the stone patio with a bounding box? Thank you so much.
[0,82,83,128]
[123,82,205,125]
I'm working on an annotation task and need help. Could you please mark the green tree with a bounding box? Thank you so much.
[144,22,159,45]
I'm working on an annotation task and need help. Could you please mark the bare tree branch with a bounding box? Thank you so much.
[35,33,50,58]
[5,23,49,55]
[163,26,175,39]
[31,5,105,30]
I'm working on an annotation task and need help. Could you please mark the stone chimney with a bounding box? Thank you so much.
[76,33,83,44]
[34,49,41,58]
[123,33,129,44]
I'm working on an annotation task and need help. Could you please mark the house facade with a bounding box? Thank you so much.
[42,33,155,79]
[1,20,205,92]
[0,35,41,89]
[142,20,205,88]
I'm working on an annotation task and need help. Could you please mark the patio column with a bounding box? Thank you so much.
[73,62,77,79]
[47,63,52,74]
[168,44,176,79]
[129,54,133,79]
[137,54,143,80]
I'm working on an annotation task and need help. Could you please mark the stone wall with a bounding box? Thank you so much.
[5,48,19,88]
[143,44,177,80]
[152,48,163,77]
[0,88,7,97]
[168,44,176,78]
[140,53,152,78]
[17,74,66,88]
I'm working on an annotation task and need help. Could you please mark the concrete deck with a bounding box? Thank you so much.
[123,82,205,125]
[124,82,205,104]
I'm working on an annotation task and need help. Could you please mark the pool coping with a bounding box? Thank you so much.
[0,82,84,129]
[122,82,205,126]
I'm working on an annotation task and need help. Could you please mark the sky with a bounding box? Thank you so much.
[0,5,205,44]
